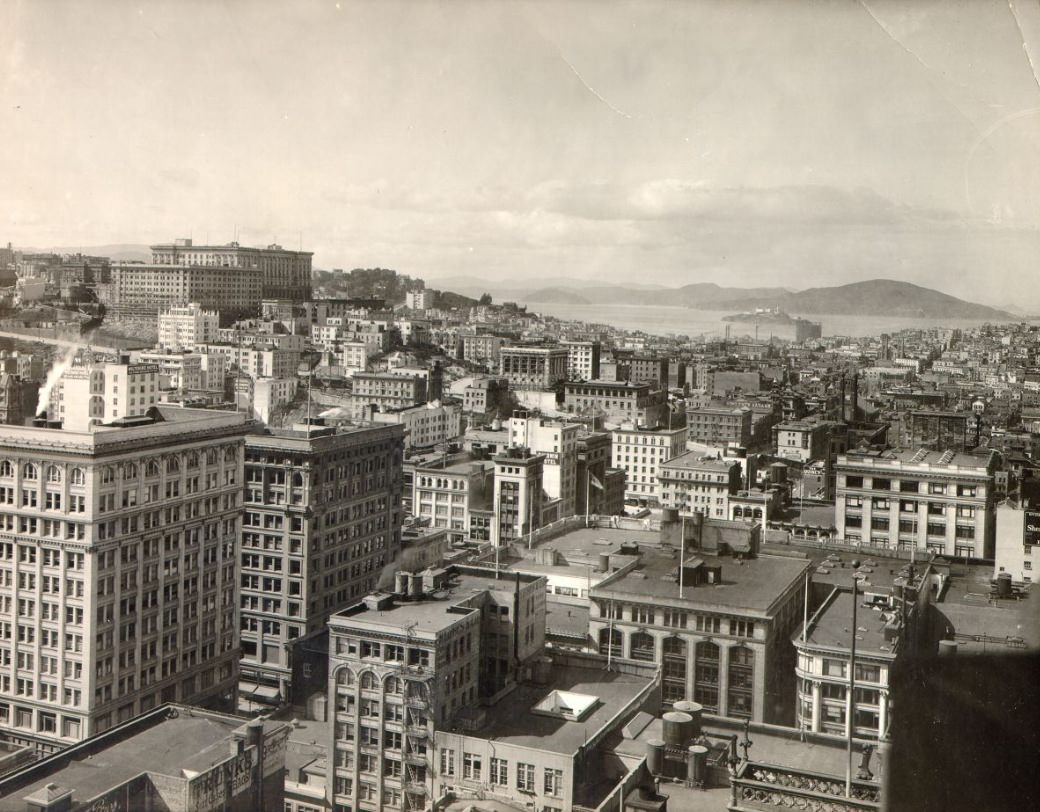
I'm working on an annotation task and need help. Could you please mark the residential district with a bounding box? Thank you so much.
[0,239,1034,812]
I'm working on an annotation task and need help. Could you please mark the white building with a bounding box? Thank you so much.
[52,361,160,430]
[994,501,1037,584]
[157,303,220,352]
[371,400,463,450]
[610,425,687,503]
[406,289,434,310]
[508,413,580,517]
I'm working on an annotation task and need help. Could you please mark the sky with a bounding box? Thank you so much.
[2,0,1040,307]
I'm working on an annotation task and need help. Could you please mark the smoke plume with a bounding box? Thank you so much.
[36,347,79,417]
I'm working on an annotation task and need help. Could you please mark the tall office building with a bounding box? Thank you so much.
[239,422,405,712]
[490,448,544,547]
[0,406,250,748]
[508,412,579,517]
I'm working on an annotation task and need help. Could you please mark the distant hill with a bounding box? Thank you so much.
[512,278,1012,320]
[24,243,152,262]
[710,279,1014,319]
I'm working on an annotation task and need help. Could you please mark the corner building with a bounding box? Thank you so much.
[0,407,250,749]
[239,423,404,712]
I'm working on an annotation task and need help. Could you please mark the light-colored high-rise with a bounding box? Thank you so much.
[0,406,250,748]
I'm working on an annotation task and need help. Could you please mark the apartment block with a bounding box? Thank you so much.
[157,304,220,352]
[560,340,601,382]
[687,406,753,448]
[508,413,579,518]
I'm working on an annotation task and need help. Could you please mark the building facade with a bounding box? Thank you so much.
[560,340,601,382]
[0,407,249,748]
[498,347,568,391]
[151,238,313,301]
[687,406,753,448]
[157,304,221,352]
[239,423,404,711]
[834,449,997,557]
[659,453,742,519]
[610,425,687,503]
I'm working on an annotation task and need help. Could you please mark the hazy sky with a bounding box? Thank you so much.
[3,0,1039,305]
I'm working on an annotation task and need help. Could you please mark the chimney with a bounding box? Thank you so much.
[22,784,74,812]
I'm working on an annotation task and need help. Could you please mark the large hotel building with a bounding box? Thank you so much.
[151,238,313,301]
[0,406,250,749]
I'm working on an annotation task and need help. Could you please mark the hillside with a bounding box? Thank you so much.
[710,279,1014,319]
[512,277,1011,320]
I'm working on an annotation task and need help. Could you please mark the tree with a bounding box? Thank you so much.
[478,292,493,305]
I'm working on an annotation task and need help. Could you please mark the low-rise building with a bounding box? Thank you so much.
[0,705,292,812]
[372,400,462,450]
[659,453,741,519]
[562,380,668,429]
[588,518,810,722]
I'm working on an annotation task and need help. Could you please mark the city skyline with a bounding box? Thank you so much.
[3,0,1040,307]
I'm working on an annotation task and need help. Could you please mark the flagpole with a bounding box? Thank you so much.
[585,469,591,528]
[847,576,858,798]
[679,513,686,600]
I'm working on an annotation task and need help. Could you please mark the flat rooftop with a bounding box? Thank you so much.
[804,590,899,658]
[936,564,1040,652]
[0,709,282,811]
[330,595,477,636]
[594,546,811,614]
[546,600,590,640]
[466,663,653,755]
[661,451,737,471]
[838,448,993,471]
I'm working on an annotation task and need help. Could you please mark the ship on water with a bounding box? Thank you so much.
[722,306,822,340]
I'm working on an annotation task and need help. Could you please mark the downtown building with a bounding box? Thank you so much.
[239,422,404,712]
[325,565,547,812]
[834,448,997,557]
[0,405,250,749]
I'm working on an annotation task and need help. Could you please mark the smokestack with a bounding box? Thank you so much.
[850,374,859,426]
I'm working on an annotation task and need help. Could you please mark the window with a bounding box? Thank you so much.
[517,762,535,792]
[823,659,847,678]
[694,641,719,711]
[463,752,482,781]
[928,483,946,495]
[598,628,622,659]
[727,646,754,719]
[544,768,563,797]
[489,757,508,785]
[629,631,655,661]
[633,606,655,624]
[440,748,455,776]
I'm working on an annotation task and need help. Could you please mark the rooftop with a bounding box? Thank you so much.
[802,589,902,658]
[661,451,738,472]
[837,448,994,472]
[593,545,811,614]
[330,594,477,637]
[0,708,284,811]
[459,662,654,755]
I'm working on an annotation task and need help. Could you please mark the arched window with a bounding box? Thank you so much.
[206,448,219,466]
[292,472,304,488]
[727,646,754,719]
[122,462,137,480]
[186,452,199,470]
[22,464,37,481]
[224,446,237,463]
[598,628,622,659]
[663,636,688,703]
[694,641,720,712]
[45,466,61,483]
[100,466,115,484]
[145,460,161,478]
[336,668,355,686]
[384,676,402,695]
[405,681,428,703]
[70,467,85,486]
[0,460,13,478]
[360,671,377,690]
[166,456,180,474]
[630,631,655,662]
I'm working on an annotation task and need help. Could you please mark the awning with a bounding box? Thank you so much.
[239,682,280,700]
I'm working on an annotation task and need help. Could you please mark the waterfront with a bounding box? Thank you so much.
[524,301,1023,340]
